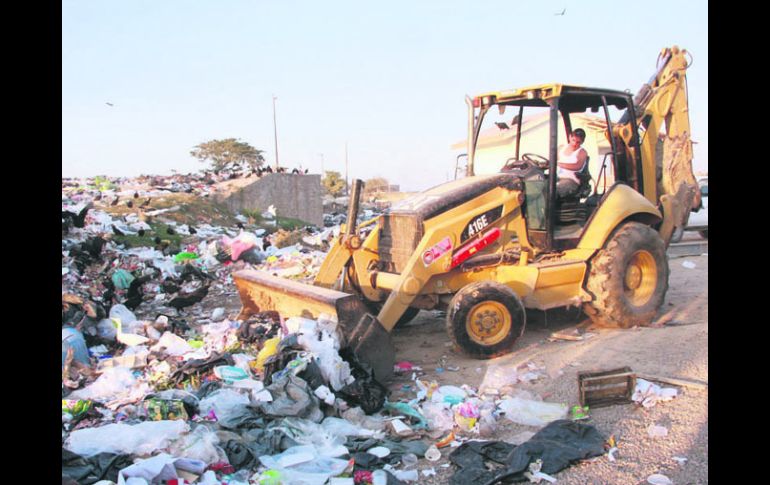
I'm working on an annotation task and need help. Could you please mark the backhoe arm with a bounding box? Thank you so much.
[616,46,701,242]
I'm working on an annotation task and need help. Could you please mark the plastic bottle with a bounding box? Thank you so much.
[425,445,441,461]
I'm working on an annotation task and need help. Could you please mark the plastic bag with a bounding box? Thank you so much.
[277,418,349,457]
[321,416,377,438]
[431,385,467,405]
[285,317,319,336]
[213,365,250,384]
[198,389,251,422]
[96,318,118,340]
[454,401,480,431]
[111,269,135,290]
[498,397,568,427]
[479,365,520,393]
[116,453,206,485]
[255,337,281,371]
[258,445,350,485]
[341,407,388,431]
[420,402,455,432]
[109,305,137,325]
[259,374,324,423]
[66,420,189,457]
[69,367,145,402]
[150,331,193,356]
[384,402,428,429]
[337,348,387,414]
[298,332,352,391]
[632,378,678,408]
[167,425,222,464]
[62,327,90,367]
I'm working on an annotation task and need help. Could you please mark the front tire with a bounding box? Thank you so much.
[583,222,669,328]
[446,281,525,359]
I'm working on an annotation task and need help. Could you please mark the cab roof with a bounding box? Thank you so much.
[473,84,632,111]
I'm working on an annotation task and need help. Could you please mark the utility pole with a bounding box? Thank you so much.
[272,95,279,170]
[345,142,349,196]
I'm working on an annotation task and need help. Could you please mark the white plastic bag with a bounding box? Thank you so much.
[479,365,520,393]
[421,402,455,432]
[285,317,319,335]
[297,330,352,391]
[66,420,189,457]
[633,378,678,408]
[198,389,250,422]
[278,418,349,457]
[167,425,222,464]
[258,445,350,485]
[69,367,144,402]
[116,453,206,485]
[498,397,568,427]
[150,331,193,356]
[321,417,377,438]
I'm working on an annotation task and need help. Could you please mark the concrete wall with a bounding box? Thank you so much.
[215,174,323,227]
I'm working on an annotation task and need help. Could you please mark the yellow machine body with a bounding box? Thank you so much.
[233,46,699,378]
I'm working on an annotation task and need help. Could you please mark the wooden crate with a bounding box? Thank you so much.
[578,367,636,408]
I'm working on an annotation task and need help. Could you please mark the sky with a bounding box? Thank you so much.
[62,0,708,192]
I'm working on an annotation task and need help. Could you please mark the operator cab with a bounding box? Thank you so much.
[466,85,641,252]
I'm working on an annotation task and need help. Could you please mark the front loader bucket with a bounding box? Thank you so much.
[233,269,395,381]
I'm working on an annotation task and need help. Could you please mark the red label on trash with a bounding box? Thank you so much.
[422,237,453,267]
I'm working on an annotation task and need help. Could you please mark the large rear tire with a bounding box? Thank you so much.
[583,222,669,328]
[446,281,525,359]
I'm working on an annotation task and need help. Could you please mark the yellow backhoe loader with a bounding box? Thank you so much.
[234,46,701,381]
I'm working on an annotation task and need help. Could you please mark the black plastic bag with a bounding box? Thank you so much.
[337,348,388,414]
[449,420,606,485]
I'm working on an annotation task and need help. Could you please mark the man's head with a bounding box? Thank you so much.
[569,128,586,147]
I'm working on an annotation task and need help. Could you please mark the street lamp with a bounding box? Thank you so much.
[272,95,279,170]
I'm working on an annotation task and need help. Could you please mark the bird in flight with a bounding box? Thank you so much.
[555,8,566,16]
[105,102,114,107]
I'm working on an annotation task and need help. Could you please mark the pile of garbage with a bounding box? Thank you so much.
[62,175,624,484]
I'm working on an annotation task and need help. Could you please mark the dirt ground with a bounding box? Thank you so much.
[388,250,708,484]
[176,243,708,484]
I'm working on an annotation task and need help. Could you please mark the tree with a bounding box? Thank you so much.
[190,138,265,172]
[322,171,346,197]
[363,177,389,197]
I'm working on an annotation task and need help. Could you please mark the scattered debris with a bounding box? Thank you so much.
[647,473,674,485]
[578,367,636,407]
[632,378,679,408]
[647,424,669,438]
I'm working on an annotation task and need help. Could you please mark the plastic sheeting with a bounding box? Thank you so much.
[65,420,189,457]
[448,420,606,485]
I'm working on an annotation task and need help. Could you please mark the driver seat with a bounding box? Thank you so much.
[557,157,592,224]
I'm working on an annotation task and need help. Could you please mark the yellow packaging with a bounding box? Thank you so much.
[255,336,281,371]
[454,412,477,432]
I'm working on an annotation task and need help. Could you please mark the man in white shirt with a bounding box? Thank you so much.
[556,128,588,198]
